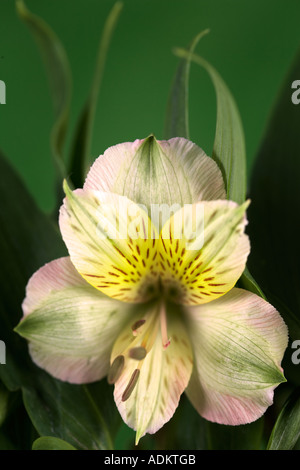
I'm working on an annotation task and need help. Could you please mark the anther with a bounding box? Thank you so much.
[107,355,125,384]
[131,319,146,336]
[122,369,140,401]
[129,346,147,360]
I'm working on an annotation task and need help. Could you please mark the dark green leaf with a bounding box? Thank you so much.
[0,432,16,450]
[16,0,71,186]
[32,436,76,450]
[267,387,300,450]
[173,47,246,204]
[22,372,117,450]
[164,395,208,450]
[0,389,38,450]
[247,48,300,340]
[0,150,118,449]
[0,150,66,391]
[69,2,123,188]
[206,418,264,450]
[164,30,209,140]
[0,382,9,426]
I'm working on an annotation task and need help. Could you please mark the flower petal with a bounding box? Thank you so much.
[110,303,193,443]
[184,287,288,425]
[16,257,132,383]
[83,136,226,217]
[159,199,250,305]
[59,182,159,302]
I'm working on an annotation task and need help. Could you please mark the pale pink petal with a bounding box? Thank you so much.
[158,137,226,202]
[83,137,226,208]
[184,287,288,425]
[84,140,143,193]
[17,257,132,383]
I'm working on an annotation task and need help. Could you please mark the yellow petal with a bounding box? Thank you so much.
[59,182,159,303]
[110,302,193,443]
[159,199,250,305]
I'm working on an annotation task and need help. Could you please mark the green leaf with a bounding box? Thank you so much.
[0,150,66,391]
[0,392,39,450]
[247,48,300,340]
[69,2,123,188]
[16,0,71,185]
[0,382,9,426]
[164,30,209,140]
[267,387,300,450]
[173,47,246,205]
[32,436,76,450]
[0,432,16,450]
[159,395,209,450]
[172,42,263,298]
[238,266,266,299]
[0,150,119,449]
[22,373,119,450]
[206,418,264,450]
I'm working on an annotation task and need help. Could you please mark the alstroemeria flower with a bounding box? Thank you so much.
[16,136,288,444]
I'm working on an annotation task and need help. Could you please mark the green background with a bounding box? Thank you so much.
[1,0,300,211]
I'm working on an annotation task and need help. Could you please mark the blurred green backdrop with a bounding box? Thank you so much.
[1,0,300,212]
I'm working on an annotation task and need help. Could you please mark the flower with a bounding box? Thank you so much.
[16,136,288,444]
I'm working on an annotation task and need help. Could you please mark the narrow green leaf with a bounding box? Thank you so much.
[247,47,300,339]
[164,30,209,140]
[173,48,246,205]
[32,436,76,450]
[16,0,71,183]
[172,44,263,298]
[267,387,300,450]
[69,2,123,188]
[238,266,266,299]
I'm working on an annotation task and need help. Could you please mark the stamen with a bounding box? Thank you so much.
[140,314,160,353]
[122,369,140,401]
[129,346,147,360]
[131,319,146,336]
[107,355,125,384]
[160,302,170,349]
